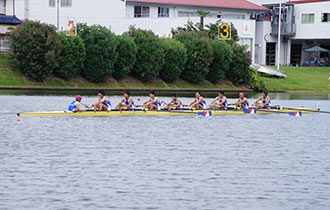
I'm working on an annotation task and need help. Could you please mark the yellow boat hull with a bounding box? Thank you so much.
[17,108,319,117]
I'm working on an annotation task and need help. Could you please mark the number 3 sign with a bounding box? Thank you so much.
[218,23,231,40]
[67,20,77,36]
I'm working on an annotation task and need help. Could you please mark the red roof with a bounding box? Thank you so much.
[288,0,330,4]
[126,0,269,11]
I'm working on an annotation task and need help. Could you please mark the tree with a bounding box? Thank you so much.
[10,20,60,81]
[55,32,86,80]
[197,10,210,29]
[113,34,137,80]
[77,24,118,83]
[174,31,213,83]
[127,27,164,82]
[160,38,187,83]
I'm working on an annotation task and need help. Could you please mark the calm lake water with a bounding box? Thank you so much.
[1,94,330,210]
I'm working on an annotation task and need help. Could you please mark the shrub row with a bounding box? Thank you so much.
[10,20,253,88]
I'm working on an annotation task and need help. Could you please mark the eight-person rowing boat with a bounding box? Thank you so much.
[17,90,322,117]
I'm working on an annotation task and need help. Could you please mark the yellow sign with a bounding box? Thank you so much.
[67,20,77,36]
[218,23,231,40]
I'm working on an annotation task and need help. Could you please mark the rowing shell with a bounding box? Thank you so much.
[17,108,319,117]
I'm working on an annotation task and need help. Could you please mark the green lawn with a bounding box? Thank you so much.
[260,66,330,91]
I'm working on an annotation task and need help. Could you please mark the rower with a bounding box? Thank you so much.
[116,91,135,110]
[209,91,227,109]
[189,91,207,109]
[235,92,249,109]
[253,91,271,109]
[68,96,82,112]
[165,94,183,110]
[142,90,162,110]
[89,90,112,111]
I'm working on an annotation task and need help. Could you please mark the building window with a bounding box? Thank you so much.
[61,0,72,7]
[322,13,330,22]
[158,7,169,18]
[134,6,149,18]
[302,14,314,24]
[0,0,5,14]
[178,11,199,17]
[49,0,55,7]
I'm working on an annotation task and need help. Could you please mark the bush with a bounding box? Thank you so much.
[248,68,266,91]
[55,32,85,80]
[10,20,60,81]
[160,38,187,83]
[77,24,118,83]
[207,40,232,84]
[113,35,137,80]
[127,27,164,82]
[227,44,251,85]
[174,31,213,83]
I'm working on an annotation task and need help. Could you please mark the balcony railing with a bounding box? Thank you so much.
[271,23,296,36]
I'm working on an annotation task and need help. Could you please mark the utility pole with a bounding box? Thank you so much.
[24,0,29,19]
[277,2,282,70]
[57,0,60,32]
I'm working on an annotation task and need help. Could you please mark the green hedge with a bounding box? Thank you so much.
[174,31,213,83]
[227,44,251,85]
[77,24,118,83]
[160,38,187,83]
[55,32,86,80]
[113,34,137,80]
[127,27,164,82]
[207,39,232,84]
[10,20,60,81]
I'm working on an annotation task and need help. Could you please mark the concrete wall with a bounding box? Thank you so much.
[293,1,330,40]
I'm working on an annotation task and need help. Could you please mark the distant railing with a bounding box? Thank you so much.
[271,23,296,36]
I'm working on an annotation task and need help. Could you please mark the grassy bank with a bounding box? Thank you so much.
[0,56,241,90]
[1,54,330,92]
[259,67,330,91]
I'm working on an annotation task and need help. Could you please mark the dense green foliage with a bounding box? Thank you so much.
[227,44,251,85]
[113,35,137,80]
[77,24,118,82]
[160,38,187,83]
[10,20,60,81]
[248,68,266,91]
[207,40,233,84]
[127,27,164,82]
[55,32,86,80]
[174,31,213,83]
[10,21,258,88]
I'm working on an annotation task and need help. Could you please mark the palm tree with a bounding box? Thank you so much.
[197,10,210,29]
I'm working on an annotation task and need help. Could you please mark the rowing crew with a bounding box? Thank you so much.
[68,90,272,112]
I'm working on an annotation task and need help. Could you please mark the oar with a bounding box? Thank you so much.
[281,107,330,114]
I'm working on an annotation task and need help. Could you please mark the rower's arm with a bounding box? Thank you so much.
[166,100,173,107]
[142,99,151,106]
[209,97,218,106]
[265,97,270,105]
[253,97,261,105]
[189,99,197,106]
[116,99,124,108]
[76,102,81,111]
[173,100,182,108]
[219,97,227,105]
[128,98,134,107]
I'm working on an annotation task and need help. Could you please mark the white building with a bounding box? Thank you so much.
[252,0,330,66]
[15,0,269,64]
[0,0,20,50]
